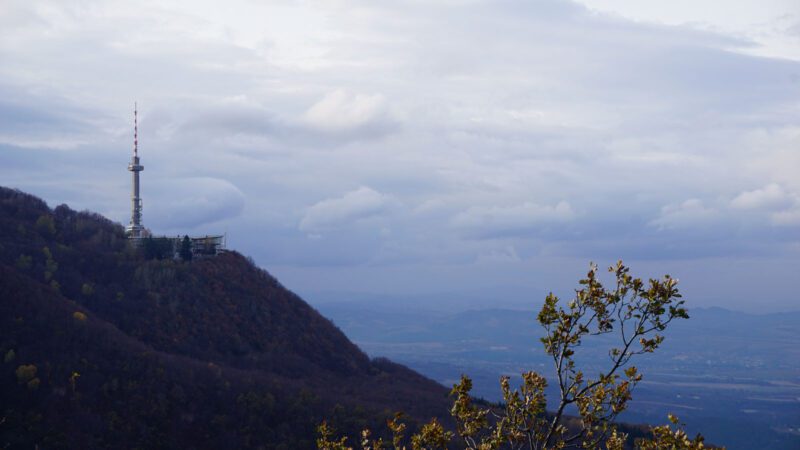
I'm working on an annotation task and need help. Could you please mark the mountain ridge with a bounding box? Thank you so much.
[0,186,451,448]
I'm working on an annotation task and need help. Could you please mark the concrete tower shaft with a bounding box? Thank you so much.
[126,104,145,238]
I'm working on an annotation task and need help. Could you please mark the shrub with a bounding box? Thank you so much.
[81,283,94,296]
[15,364,37,384]
[27,378,41,391]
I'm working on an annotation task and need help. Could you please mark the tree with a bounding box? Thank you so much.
[179,235,193,261]
[318,262,713,450]
[142,236,175,260]
[42,246,58,281]
[35,214,55,237]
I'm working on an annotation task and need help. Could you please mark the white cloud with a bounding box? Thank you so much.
[146,177,245,231]
[650,199,719,230]
[572,0,800,60]
[729,183,800,226]
[771,208,800,226]
[299,186,391,233]
[731,183,793,210]
[452,201,575,237]
[304,90,390,132]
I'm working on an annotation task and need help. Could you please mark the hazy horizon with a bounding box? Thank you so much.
[2,0,799,312]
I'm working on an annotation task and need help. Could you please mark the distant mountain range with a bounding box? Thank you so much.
[0,187,451,448]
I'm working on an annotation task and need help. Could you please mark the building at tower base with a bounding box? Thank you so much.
[139,234,227,260]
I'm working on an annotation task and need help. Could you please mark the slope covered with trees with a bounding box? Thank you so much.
[0,186,451,448]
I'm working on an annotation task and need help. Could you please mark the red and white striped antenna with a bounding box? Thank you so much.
[133,102,138,157]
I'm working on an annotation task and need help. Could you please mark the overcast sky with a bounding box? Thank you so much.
[1,0,798,312]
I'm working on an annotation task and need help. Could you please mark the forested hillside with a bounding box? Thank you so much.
[0,187,450,449]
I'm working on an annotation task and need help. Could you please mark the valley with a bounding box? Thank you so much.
[318,302,800,449]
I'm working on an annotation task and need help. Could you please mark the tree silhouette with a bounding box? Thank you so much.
[180,235,193,261]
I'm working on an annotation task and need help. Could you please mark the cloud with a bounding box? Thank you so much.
[179,104,278,137]
[0,83,103,150]
[650,199,718,230]
[146,177,245,231]
[299,186,392,233]
[303,89,396,137]
[452,201,575,238]
[475,245,522,264]
[1,0,800,310]
[731,183,793,210]
[772,208,800,226]
[728,184,800,226]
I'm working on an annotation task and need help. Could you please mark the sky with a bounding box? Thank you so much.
[1,0,798,312]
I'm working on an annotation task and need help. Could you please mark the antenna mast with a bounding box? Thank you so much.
[126,102,145,239]
[134,102,138,157]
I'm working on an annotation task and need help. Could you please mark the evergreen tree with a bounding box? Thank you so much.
[179,235,193,261]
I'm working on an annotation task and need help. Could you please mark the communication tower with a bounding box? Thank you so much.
[122,104,224,256]
[126,103,146,239]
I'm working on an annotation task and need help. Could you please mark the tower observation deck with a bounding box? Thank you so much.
[126,104,146,239]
